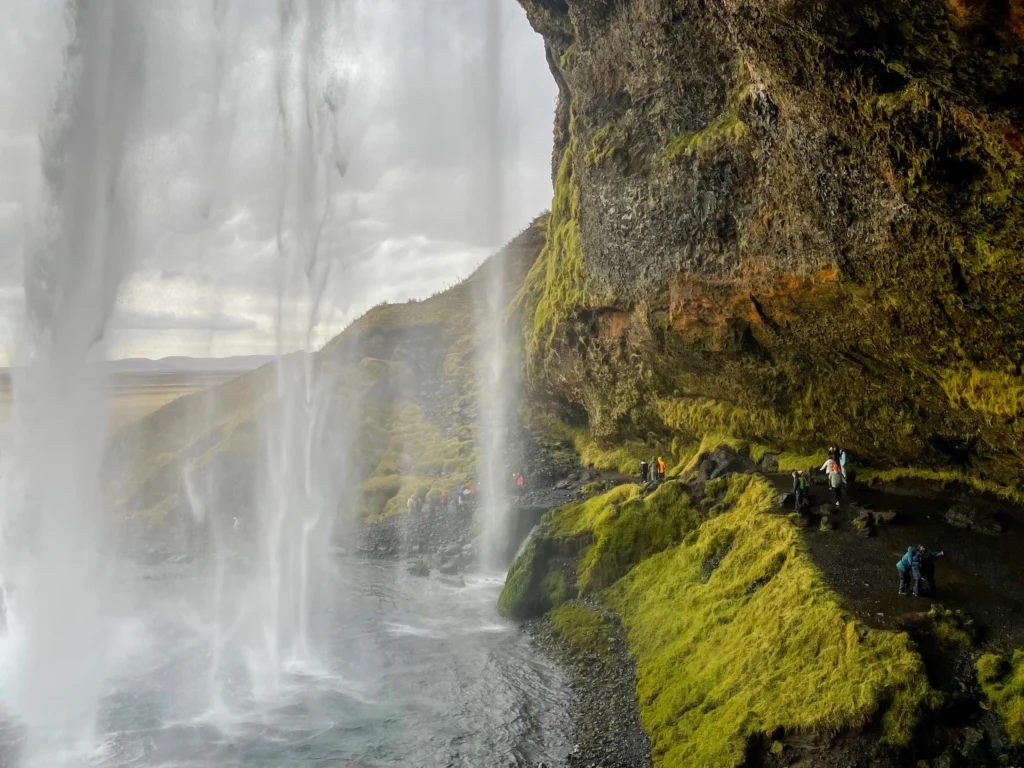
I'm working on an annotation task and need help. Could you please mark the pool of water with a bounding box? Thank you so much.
[0,559,573,767]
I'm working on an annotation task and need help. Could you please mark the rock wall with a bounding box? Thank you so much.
[515,0,1024,491]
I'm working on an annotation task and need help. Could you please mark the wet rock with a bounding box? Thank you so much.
[875,510,899,524]
[795,513,814,529]
[820,515,836,531]
[819,504,836,517]
[407,559,430,578]
[695,445,756,482]
[944,499,1006,535]
[438,559,461,575]
[779,492,795,507]
[853,511,876,537]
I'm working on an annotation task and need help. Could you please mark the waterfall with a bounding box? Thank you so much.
[0,2,147,762]
[242,0,354,691]
[476,0,517,572]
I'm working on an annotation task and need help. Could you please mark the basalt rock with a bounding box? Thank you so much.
[515,0,1024,493]
[695,445,756,483]
[944,499,1007,535]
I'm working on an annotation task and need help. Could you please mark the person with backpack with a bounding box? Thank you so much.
[657,457,666,481]
[792,470,808,510]
[839,448,848,479]
[640,459,649,483]
[828,461,845,506]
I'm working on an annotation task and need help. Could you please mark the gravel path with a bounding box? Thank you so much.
[527,605,651,768]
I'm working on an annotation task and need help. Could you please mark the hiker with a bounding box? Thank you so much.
[911,546,945,597]
[640,459,649,483]
[456,485,464,507]
[792,470,808,510]
[896,546,915,595]
[440,489,449,509]
[407,496,416,513]
[657,457,666,481]
[827,461,844,506]
[517,473,525,492]
[827,445,838,461]
[839,448,848,479]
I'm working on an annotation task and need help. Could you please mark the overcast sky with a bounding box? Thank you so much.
[0,0,556,363]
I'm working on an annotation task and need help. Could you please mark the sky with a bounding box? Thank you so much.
[0,0,557,363]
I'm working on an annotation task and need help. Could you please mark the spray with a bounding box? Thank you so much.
[0,2,147,762]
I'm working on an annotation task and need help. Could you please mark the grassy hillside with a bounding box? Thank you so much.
[107,218,547,541]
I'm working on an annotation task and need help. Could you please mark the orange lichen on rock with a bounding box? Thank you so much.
[668,268,842,333]
[597,309,635,340]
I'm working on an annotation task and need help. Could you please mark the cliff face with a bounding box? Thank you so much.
[516,0,1024,491]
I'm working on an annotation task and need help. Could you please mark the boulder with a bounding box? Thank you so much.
[944,500,1006,534]
[779,492,795,507]
[695,445,756,483]
[819,515,836,531]
[407,559,430,578]
[795,514,813,529]
[819,504,836,517]
[876,510,899,525]
[438,559,461,575]
[852,511,875,537]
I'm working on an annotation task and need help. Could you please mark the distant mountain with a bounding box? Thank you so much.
[108,355,276,374]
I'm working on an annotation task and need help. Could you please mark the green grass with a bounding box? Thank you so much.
[605,474,938,767]
[550,603,614,664]
[977,652,1024,743]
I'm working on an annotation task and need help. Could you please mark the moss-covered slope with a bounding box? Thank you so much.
[500,473,938,766]
[515,0,1024,495]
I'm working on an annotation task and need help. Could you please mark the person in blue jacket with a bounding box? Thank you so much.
[897,545,945,596]
[896,546,916,595]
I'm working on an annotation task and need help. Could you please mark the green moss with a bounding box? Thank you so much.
[550,602,613,664]
[558,41,579,69]
[858,466,1024,506]
[661,66,750,163]
[585,123,619,167]
[662,112,747,162]
[553,482,704,594]
[541,569,569,607]
[927,605,976,647]
[511,111,587,371]
[977,651,1024,743]
[533,412,674,476]
[941,368,1024,418]
[778,451,829,472]
[498,536,553,620]
[606,474,937,766]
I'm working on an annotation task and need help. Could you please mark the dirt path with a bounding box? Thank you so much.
[767,473,1024,651]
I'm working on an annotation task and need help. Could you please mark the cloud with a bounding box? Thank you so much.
[0,0,557,363]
